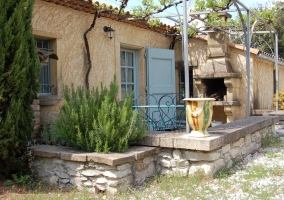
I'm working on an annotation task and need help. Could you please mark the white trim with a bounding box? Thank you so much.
[120,49,138,98]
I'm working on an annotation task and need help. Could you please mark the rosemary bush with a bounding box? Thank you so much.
[54,78,146,153]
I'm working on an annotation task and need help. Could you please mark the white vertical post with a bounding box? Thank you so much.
[245,10,251,117]
[183,0,190,133]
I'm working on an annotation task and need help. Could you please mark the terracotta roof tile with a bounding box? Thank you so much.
[40,0,178,34]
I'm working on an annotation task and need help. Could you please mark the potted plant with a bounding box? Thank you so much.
[183,97,215,137]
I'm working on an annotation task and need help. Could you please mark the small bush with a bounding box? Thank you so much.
[41,124,67,146]
[54,77,146,153]
[273,91,284,109]
[214,167,231,179]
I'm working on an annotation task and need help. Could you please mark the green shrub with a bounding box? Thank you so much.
[0,0,41,177]
[273,90,284,109]
[54,77,146,153]
[41,124,67,146]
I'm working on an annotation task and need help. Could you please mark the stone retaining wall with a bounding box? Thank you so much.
[33,116,278,194]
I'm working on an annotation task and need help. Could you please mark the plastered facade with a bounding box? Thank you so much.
[33,0,173,124]
[33,0,284,126]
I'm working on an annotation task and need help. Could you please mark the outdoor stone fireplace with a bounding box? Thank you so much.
[193,13,242,123]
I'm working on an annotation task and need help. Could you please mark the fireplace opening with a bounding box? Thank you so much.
[203,78,226,101]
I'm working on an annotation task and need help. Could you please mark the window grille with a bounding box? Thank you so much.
[120,50,136,99]
[35,39,52,95]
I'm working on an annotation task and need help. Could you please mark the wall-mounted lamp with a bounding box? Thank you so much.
[103,26,115,40]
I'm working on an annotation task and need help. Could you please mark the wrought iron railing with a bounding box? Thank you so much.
[133,93,186,131]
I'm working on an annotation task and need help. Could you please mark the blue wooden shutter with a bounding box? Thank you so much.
[146,47,176,130]
[146,47,176,98]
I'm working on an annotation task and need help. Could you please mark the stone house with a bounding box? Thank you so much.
[32,0,284,134]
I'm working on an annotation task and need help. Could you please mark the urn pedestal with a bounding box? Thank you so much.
[183,98,215,137]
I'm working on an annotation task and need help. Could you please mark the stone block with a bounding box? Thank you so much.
[226,160,233,168]
[65,161,84,171]
[108,180,120,187]
[230,148,240,158]
[245,134,251,144]
[246,143,257,155]
[178,159,189,167]
[184,151,220,161]
[158,152,172,159]
[143,156,154,164]
[32,99,40,105]
[87,152,134,166]
[170,160,178,167]
[214,159,225,172]
[117,163,131,171]
[103,168,131,178]
[55,171,70,179]
[31,104,40,111]
[33,110,40,118]
[160,137,174,147]
[241,147,246,156]
[67,169,80,176]
[96,177,107,184]
[233,138,244,147]
[135,162,155,182]
[137,134,160,146]
[61,153,87,162]
[54,163,65,173]
[255,132,262,144]
[223,153,231,163]
[83,181,93,187]
[188,162,215,176]
[221,144,230,154]
[70,177,87,186]
[49,176,59,185]
[136,160,143,170]
[173,150,182,160]
[159,159,171,168]
[92,163,116,171]
[81,169,100,177]
[60,179,70,184]
[126,146,157,160]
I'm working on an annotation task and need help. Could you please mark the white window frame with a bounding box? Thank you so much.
[120,49,138,99]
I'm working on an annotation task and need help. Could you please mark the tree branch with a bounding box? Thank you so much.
[83,10,99,89]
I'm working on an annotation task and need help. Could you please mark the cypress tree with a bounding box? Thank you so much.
[0,0,41,177]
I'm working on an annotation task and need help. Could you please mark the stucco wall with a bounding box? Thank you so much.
[33,0,172,124]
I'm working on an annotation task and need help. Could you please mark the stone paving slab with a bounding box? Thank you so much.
[137,116,279,151]
[33,145,157,166]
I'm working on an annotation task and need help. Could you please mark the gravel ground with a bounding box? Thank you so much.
[194,136,284,200]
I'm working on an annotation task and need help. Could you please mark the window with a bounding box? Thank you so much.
[35,39,52,95]
[120,50,137,99]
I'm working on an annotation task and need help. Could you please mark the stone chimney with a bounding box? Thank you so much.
[203,13,235,75]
